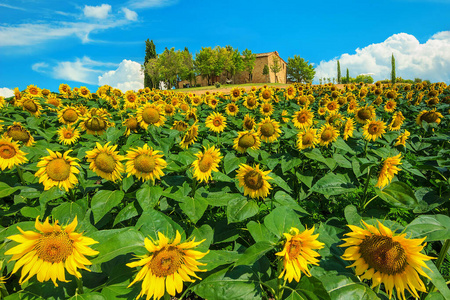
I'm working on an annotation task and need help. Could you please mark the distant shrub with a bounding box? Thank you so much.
[354,75,374,84]
[215,82,221,88]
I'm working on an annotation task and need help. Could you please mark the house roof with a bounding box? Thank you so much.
[255,51,287,65]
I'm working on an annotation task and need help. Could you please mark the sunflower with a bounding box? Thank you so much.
[292,108,314,129]
[276,227,324,283]
[340,220,433,300]
[318,124,339,147]
[163,103,176,117]
[191,95,203,106]
[127,231,208,300]
[5,216,98,286]
[56,125,80,145]
[46,94,62,110]
[395,130,410,147]
[236,164,271,199]
[25,84,41,97]
[85,142,124,182]
[355,105,376,124]
[124,91,139,109]
[384,99,397,113]
[125,144,167,182]
[259,87,273,102]
[325,100,340,114]
[205,112,227,133]
[343,118,355,141]
[58,106,80,125]
[375,153,402,189]
[0,136,28,170]
[416,109,443,126]
[259,101,274,117]
[184,107,198,122]
[180,124,199,149]
[426,97,439,107]
[78,86,91,99]
[347,99,359,115]
[258,117,282,143]
[230,87,242,101]
[326,112,346,129]
[242,114,256,130]
[385,89,398,100]
[296,127,319,150]
[225,103,239,116]
[233,131,261,153]
[191,146,222,183]
[35,149,80,191]
[19,97,43,117]
[5,122,35,146]
[207,98,219,110]
[123,117,140,136]
[172,120,188,132]
[136,103,166,129]
[388,111,405,131]
[281,110,290,123]
[363,119,386,142]
[317,106,327,116]
[59,83,71,96]
[296,95,309,107]
[285,85,297,100]
[79,113,111,135]
[243,94,259,110]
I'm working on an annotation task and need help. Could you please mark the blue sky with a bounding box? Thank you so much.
[1,0,450,95]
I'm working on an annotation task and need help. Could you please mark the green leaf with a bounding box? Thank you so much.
[122,176,134,192]
[333,138,356,155]
[179,194,208,224]
[136,184,162,210]
[333,153,352,169]
[423,260,450,300]
[247,221,278,243]
[193,266,263,300]
[0,182,20,198]
[234,241,274,266]
[20,206,40,219]
[304,148,336,170]
[200,250,240,270]
[190,224,213,252]
[374,181,427,211]
[91,190,125,224]
[344,205,361,226]
[106,126,125,143]
[90,227,145,265]
[52,202,85,225]
[328,282,379,300]
[223,152,246,174]
[310,173,356,196]
[113,201,139,226]
[406,214,450,241]
[273,191,309,215]
[264,206,304,238]
[69,292,106,300]
[285,276,331,300]
[227,197,258,223]
[270,173,292,193]
[135,208,182,240]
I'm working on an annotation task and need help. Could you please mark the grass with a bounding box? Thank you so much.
[175,82,290,93]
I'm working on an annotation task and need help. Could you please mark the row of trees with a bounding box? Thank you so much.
[143,39,317,89]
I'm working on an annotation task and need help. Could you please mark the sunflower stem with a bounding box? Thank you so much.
[69,188,76,202]
[216,132,220,146]
[435,239,450,272]
[275,257,284,300]
[76,277,84,294]
[163,291,171,300]
[364,140,369,157]
[360,167,373,210]
[362,195,378,210]
[16,166,25,186]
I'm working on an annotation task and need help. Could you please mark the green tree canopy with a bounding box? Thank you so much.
[242,49,256,82]
[270,57,282,83]
[194,47,216,85]
[144,39,156,89]
[286,55,315,83]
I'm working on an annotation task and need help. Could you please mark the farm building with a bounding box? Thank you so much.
[178,51,287,88]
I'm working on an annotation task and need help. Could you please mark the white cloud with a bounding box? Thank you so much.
[83,4,112,19]
[0,3,27,10]
[0,87,14,97]
[315,31,450,83]
[128,0,177,9]
[98,59,144,92]
[32,62,49,72]
[122,7,138,21]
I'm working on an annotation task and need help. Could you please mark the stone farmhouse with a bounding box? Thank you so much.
[178,51,287,88]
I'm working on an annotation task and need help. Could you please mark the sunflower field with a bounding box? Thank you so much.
[0,81,449,300]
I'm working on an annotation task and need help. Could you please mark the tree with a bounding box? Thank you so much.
[263,64,270,82]
[242,49,256,82]
[194,47,216,86]
[144,39,156,89]
[337,60,341,84]
[179,47,195,86]
[158,47,182,89]
[286,55,315,83]
[391,53,396,84]
[346,68,350,84]
[145,58,161,89]
[230,48,244,82]
[270,57,282,83]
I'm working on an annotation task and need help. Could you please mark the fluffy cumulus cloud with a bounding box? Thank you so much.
[83,4,112,19]
[315,31,450,83]
[122,8,138,21]
[98,59,144,92]
[0,87,14,97]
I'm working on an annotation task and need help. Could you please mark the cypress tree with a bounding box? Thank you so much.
[144,39,157,89]
[346,68,349,84]
[391,54,396,85]
[337,60,341,84]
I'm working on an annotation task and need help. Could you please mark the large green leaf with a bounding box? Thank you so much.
[91,190,125,224]
[52,202,85,225]
[284,276,331,300]
[179,194,208,224]
[264,206,304,238]
[136,184,163,210]
[227,197,258,223]
[270,173,292,193]
[304,148,336,170]
[310,173,356,196]
[273,191,309,215]
[223,152,246,174]
[69,293,106,300]
[247,221,278,243]
[200,250,241,270]
[193,266,263,300]
[90,227,145,265]
[135,208,183,239]
[328,282,380,300]
[113,201,139,226]
[423,260,450,299]
[344,205,362,226]
[406,214,450,241]
[374,181,427,211]
[0,182,20,198]
[234,241,274,266]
